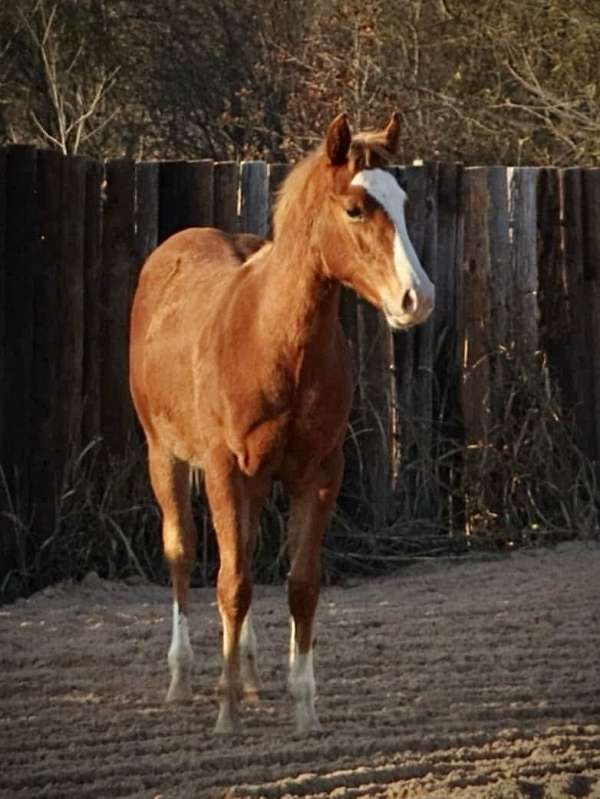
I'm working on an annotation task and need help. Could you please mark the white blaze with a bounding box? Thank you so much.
[350,169,434,316]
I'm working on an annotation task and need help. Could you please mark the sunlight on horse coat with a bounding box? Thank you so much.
[129,112,434,734]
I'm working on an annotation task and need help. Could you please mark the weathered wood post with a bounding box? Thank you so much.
[1,146,39,583]
[82,159,104,447]
[561,169,595,460]
[581,169,600,462]
[508,167,539,360]
[58,155,87,466]
[240,161,269,237]
[102,159,136,456]
[214,161,239,234]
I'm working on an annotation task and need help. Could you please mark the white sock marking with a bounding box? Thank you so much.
[168,601,193,675]
[288,618,316,701]
[240,610,256,658]
[288,618,320,732]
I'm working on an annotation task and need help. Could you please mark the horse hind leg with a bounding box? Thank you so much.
[148,444,197,703]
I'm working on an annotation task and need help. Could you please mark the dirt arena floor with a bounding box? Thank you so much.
[1,541,600,799]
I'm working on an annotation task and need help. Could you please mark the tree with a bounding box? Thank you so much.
[0,0,598,165]
[1,0,121,154]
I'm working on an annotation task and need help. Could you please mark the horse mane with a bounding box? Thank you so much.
[272,148,325,244]
[272,131,396,245]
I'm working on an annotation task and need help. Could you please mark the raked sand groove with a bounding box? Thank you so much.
[1,542,599,798]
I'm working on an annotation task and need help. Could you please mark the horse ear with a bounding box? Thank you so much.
[383,112,401,154]
[326,113,352,165]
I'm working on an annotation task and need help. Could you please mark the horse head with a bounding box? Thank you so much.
[319,112,435,330]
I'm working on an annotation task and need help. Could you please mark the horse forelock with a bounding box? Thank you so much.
[272,132,395,243]
[348,135,396,172]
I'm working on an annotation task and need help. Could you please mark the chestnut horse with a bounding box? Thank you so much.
[129,113,434,734]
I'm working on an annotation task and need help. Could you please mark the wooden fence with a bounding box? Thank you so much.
[0,147,599,574]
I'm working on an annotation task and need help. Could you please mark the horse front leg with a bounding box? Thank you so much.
[285,448,344,735]
[147,444,197,704]
[204,447,269,733]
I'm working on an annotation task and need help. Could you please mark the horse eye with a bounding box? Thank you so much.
[346,206,363,220]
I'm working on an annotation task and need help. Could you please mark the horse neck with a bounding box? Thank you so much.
[257,238,340,356]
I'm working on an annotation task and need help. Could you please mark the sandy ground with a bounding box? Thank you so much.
[1,541,599,799]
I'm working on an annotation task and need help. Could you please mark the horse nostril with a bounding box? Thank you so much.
[402,288,418,315]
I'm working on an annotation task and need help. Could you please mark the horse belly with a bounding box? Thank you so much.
[131,335,216,467]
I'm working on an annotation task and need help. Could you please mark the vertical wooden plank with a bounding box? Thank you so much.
[0,148,7,584]
[193,159,215,228]
[461,168,492,447]
[268,163,291,237]
[158,161,187,242]
[434,163,464,531]
[134,160,159,309]
[416,163,438,418]
[82,159,104,446]
[434,163,462,403]
[102,159,136,455]
[58,156,87,466]
[136,161,159,266]
[30,149,62,537]
[158,160,214,243]
[461,168,495,535]
[2,145,39,576]
[537,169,571,405]
[581,168,600,461]
[240,161,269,237]
[214,161,239,234]
[486,168,510,347]
[0,149,6,473]
[3,147,39,475]
[412,162,438,516]
[508,167,539,359]
[486,167,510,417]
[562,168,595,460]
[435,162,464,399]
[356,297,394,527]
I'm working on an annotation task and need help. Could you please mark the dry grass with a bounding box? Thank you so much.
[1,349,598,602]
[323,346,599,580]
[0,441,163,601]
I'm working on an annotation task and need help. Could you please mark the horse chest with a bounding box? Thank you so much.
[225,355,351,479]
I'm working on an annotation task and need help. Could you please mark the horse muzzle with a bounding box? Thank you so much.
[384,284,435,330]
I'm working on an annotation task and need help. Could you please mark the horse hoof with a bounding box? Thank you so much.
[243,685,260,705]
[214,706,241,735]
[295,721,323,737]
[165,678,192,704]
[294,703,322,736]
